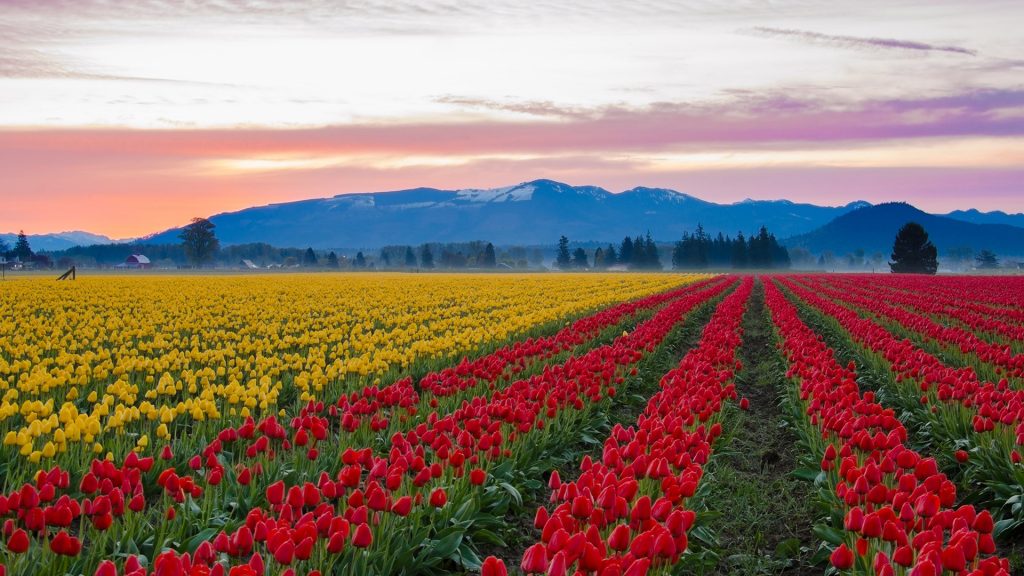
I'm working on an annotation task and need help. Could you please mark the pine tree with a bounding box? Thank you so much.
[556,236,572,269]
[13,231,32,261]
[593,247,605,268]
[327,252,339,268]
[605,244,617,266]
[355,251,367,268]
[420,244,434,269]
[572,247,588,268]
[482,243,497,267]
[731,231,748,268]
[890,222,938,274]
[619,237,634,268]
[303,247,318,266]
[644,232,661,270]
[975,249,999,270]
[405,246,417,267]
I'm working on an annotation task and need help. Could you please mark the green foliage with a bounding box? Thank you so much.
[890,221,938,274]
[179,217,220,267]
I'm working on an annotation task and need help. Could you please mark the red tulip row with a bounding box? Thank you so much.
[776,276,1024,455]
[764,278,1010,576]
[0,280,730,575]
[420,277,726,397]
[316,276,729,442]
[796,275,1024,379]
[156,278,737,575]
[857,275,1024,315]
[821,275,1024,345]
[514,277,752,576]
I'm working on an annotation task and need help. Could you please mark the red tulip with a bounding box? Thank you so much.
[274,540,295,565]
[7,528,29,554]
[481,556,508,576]
[469,468,487,485]
[521,543,548,574]
[830,543,854,570]
[429,488,447,508]
[266,480,285,505]
[95,560,118,576]
[353,523,373,548]
[391,496,412,517]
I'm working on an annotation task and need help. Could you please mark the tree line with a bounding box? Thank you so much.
[555,225,791,270]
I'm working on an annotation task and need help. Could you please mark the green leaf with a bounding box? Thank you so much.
[429,531,464,559]
[813,524,845,545]
[774,537,801,559]
[185,528,219,553]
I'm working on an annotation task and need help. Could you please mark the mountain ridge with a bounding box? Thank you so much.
[142,179,885,248]
[784,202,1024,256]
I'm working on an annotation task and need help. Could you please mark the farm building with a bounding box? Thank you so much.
[118,254,152,269]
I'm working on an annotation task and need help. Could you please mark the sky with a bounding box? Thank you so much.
[1,0,1022,239]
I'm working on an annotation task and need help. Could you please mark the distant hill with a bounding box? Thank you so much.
[143,179,871,249]
[1,231,115,252]
[943,208,1024,228]
[784,203,1024,256]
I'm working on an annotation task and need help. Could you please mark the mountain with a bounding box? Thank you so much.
[143,179,872,248]
[943,208,1024,229]
[784,203,1024,256]
[0,231,116,252]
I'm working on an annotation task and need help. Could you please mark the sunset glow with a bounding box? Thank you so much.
[2,1,1022,238]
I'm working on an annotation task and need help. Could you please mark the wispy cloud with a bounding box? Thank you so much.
[434,96,598,120]
[748,26,977,56]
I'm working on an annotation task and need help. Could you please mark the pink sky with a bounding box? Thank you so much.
[1,1,1022,238]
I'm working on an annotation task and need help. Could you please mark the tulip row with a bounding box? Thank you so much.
[775,276,1024,530]
[515,277,752,576]
[798,275,1024,380]
[763,278,1011,576]
[0,278,730,575]
[145,278,737,576]
[0,273,699,469]
[857,275,1024,317]
[822,275,1024,345]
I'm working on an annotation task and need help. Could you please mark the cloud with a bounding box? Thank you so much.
[11,88,1019,158]
[433,96,599,120]
[748,26,977,56]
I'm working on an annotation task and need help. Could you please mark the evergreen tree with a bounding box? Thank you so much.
[0,238,8,257]
[405,246,417,267]
[482,243,497,267]
[644,232,661,270]
[605,244,617,266]
[380,251,391,267]
[303,247,318,266]
[632,235,646,268]
[556,235,572,269]
[890,222,938,274]
[355,251,367,268]
[13,231,32,261]
[179,218,219,267]
[326,252,339,268]
[572,247,588,268]
[420,244,434,269]
[975,250,999,270]
[593,247,605,268]
[619,237,634,268]
[731,231,748,268]
[671,234,687,270]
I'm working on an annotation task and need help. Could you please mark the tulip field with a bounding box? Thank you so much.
[0,272,1022,576]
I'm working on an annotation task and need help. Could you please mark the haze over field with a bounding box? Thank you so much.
[1,1,1023,240]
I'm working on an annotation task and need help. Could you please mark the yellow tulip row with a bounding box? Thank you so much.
[0,272,705,463]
